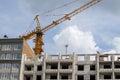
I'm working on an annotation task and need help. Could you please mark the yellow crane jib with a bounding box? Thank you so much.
[21,0,101,56]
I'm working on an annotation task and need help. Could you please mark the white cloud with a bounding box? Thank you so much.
[113,37,120,53]
[53,25,99,54]
[103,37,120,54]
[103,50,116,54]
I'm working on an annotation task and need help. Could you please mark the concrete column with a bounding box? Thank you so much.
[85,54,90,61]
[42,53,46,80]
[84,54,89,80]
[57,71,59,80]
[33,61,37,80]
[96,53,99,80]
[72,53,76,80]
[57,53,61,80]
[84,54,88,61]
[59,53,61,60]
[85,74,90,80]
[112,54,115,80]
[33,74,36,80]
[19,54,25,80]
[85,65,90,80]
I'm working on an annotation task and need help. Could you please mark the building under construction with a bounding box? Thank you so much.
[1,38,120,80]
[1,0,119,80]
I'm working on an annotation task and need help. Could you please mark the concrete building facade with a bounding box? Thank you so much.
[22,53,120,80]
[0,38,34,80]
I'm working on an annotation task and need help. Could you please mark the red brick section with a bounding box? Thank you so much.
[22,40,34,57]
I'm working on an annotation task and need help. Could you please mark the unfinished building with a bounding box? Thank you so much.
[1,38,120,80]
[22,53,120,80]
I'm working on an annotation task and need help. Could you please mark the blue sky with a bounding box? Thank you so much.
[0,0,120,54]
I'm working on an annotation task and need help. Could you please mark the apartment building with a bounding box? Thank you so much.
[0,37,34,80]
[22,53,120,80]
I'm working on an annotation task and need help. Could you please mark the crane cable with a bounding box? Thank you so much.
[23,19,35,35]
[38,0,80,16]
[24,0,80,35]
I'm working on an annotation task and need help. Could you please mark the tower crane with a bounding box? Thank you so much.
[21,0,101,56]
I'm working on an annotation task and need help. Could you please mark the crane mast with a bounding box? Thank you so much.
[33,15,44,55]
[21,0,101,56]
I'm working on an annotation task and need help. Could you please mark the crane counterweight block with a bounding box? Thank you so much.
[21,31,36,40]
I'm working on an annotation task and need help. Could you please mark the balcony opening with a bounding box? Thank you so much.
[60,63,72,69]
[25,65,33,71]
[37,65,42,71]
[114,55,120,61]
[46,63,58,69]
[51,65,58,69]
[78,75,84,80]
[52,56,58,60]
[104,75,111,79]
[62,65,68,69]
[78,65,84,71]
[90,65,95,71]
[36,75,41,80]
[78,56,84,61]
[90,56,96,61]
[61,75,68,79]
[90,75,95,80]
[24,75,32,80]
[61,55,71,59]
[26,76,30,80]
[115,65,120,68]
[50,75,57,79]
[115,74,120,79]
[104,65,111,69]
